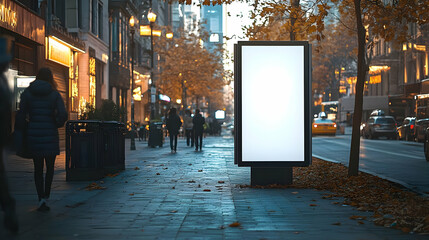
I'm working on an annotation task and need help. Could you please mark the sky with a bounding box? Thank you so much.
[223,1,253,71]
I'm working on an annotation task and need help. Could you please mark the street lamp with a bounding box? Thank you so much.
[129,15,136,151]
[148,10,157,120]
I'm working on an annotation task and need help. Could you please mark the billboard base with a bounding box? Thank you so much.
[251,167,292,186]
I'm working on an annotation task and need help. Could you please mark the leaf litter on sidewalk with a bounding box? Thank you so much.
[238,157,429,233]
[84,182,106,191]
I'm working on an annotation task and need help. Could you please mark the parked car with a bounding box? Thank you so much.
[312,117,337,136]
[361,115,397,139]
[397,117,416,141]
[414,118,429,142]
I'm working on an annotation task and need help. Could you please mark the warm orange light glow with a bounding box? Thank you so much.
[152,30,161,37]
[414,44,426,52]
[166,32,173,39]
[369,65,390,75]
[347,77,357,85]
[0,4,17,28]
[140,25,151,36]
[369,75,381,84]
[89,57,96,108]
[148,11,157,23]
[129,16,135,27]
[48,37,71,67]
[133,87,141,101]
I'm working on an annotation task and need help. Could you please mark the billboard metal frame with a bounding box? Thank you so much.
[234,41,312,167]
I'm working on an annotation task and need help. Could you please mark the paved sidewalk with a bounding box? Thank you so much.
[0,136,423,239]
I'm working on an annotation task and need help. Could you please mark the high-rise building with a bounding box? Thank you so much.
[200,3,223,53]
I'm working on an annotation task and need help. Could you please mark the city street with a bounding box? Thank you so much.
[312,133,429,194]
[1,135,423,239]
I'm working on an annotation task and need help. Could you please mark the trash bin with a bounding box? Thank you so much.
[148,122,164,148]
[101,121,126,173]
[66,120,104,181]
[66,120,127,181]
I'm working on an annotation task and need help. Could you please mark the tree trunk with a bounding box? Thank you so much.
[348,0,367,177]
[290,0,300,41]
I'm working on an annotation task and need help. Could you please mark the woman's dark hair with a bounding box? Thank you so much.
[169,107,177,116]
[195,109,200,114]
[36,67,56,89]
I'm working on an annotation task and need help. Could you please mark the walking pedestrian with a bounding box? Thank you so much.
[15,67,67,212]
[183,109,194,147]
[0,38,19,233]
[193,109,205,151]
[138,125,144,141]
[166,108,182,153]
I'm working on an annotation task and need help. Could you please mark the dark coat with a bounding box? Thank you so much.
[166,114,182,135]
[16,80,67,157]
[192,113,205,135]
[0,74,11,145]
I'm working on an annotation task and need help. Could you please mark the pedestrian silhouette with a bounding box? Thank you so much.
[0,37,19,234]
[183,109,194,147]
[166,108,182,153]
[15,67,67,212]
[193,109,205,151]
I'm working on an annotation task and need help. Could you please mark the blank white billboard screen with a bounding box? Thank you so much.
[241,45,304,162]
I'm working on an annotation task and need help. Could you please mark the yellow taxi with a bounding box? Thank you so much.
[312,118,337,136]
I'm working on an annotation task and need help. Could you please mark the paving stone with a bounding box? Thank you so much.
[0,136,426,239]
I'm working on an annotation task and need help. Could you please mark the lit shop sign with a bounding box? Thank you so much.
[48,37,71,67]
[89,57,96,108]
[369,75,381,84]
[16,76,35,88]
[140,25,151,36]
[159,94,170,102]
[0,4,17,28]
[234,41,311,167]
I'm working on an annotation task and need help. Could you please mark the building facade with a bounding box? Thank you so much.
[339,23,429,123]
[65,0,110,114]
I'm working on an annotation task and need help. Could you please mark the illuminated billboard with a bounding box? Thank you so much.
[234,41,311,167]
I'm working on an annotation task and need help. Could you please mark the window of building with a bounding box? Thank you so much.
[91,0,97,35]
[78,0,83,28]
[112,15,118,52]
[119,15,122,64]
[98,2,103,39]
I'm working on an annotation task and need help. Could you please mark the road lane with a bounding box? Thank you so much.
[312,135,429,194]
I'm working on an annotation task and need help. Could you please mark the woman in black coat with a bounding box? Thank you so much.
[16,68,67,212]
[166,108,182,153]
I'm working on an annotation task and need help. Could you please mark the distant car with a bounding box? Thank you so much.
[397,117,416,141]
[361,115,397,139]
[414,118,429,142]
[312,118,337,136]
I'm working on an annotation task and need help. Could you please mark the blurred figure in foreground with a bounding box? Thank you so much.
[166,108,182,153]
[183,109,194,147]
[193,109,205,151]
[16,68,67,212]
[0,37,19,233]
